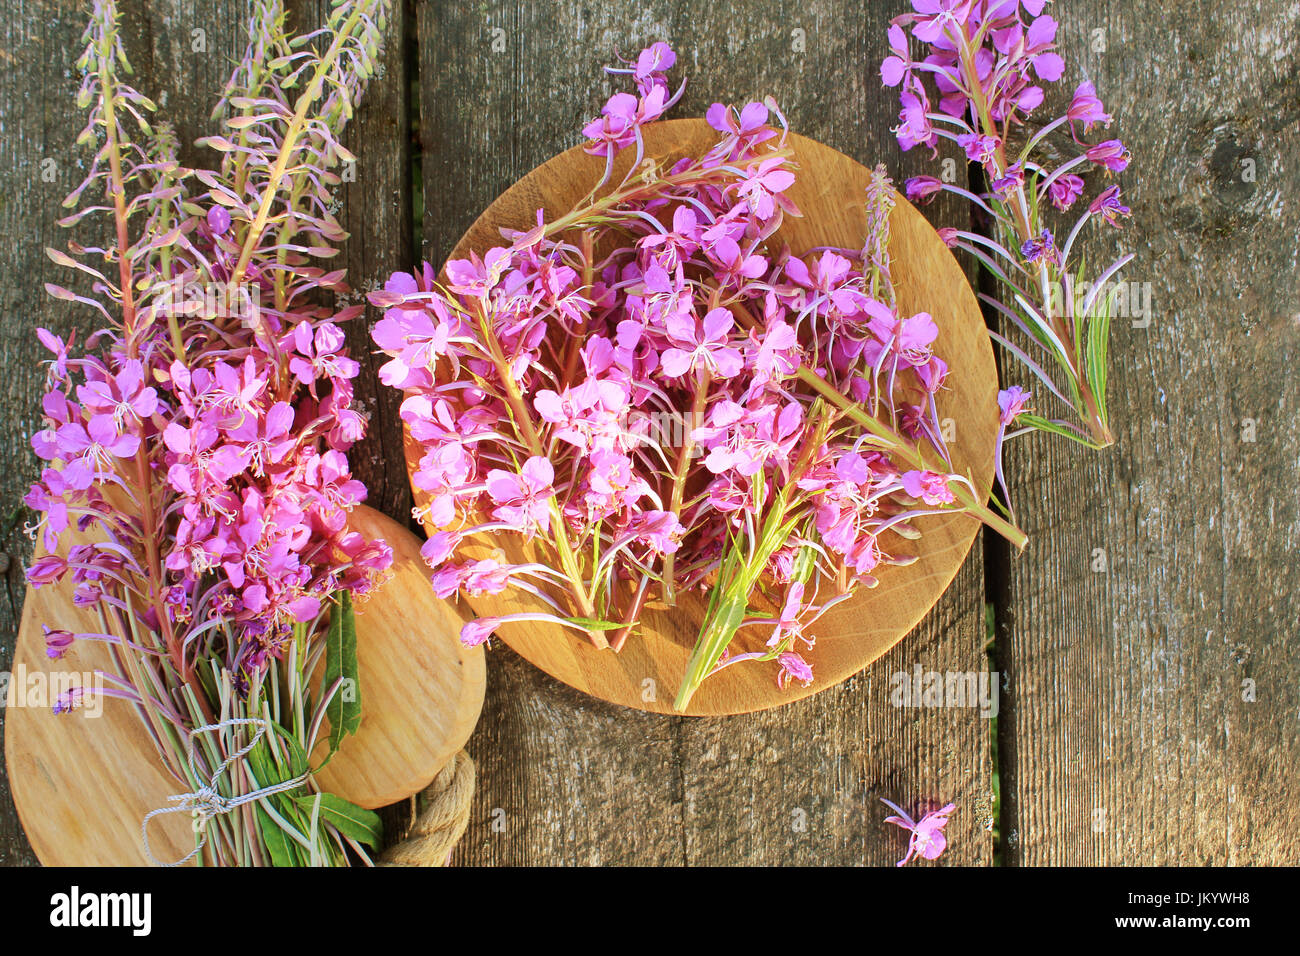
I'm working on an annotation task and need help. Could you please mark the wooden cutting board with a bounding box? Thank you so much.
[3,505,485,866]
[402,119,998,716]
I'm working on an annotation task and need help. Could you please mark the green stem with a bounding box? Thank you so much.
[795,367,1027,549]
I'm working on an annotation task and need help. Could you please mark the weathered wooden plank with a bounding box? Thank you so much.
[0,0,412,862]
[999,0,1300,865]
[421,0,993,866]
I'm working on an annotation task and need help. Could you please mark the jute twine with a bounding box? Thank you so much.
[380,749,475,866]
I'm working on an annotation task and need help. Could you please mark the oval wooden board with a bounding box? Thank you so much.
[404,118,996,716]
[3,505,485,866]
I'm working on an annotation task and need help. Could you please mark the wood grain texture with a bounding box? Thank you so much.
[9,0,1287,868]
[997,1,1300,865]
[407,118,998,715]
[423,0,994,864]
[4,505,484,865]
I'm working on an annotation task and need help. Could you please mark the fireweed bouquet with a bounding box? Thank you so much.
[372,42,1047,711]
[882,0,1134,447]
[24,0,393,865]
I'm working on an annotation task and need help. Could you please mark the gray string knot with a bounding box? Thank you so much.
[141,717,309,867]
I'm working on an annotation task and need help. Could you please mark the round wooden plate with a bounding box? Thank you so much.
[3,505,485,866]
[404,118,996,716]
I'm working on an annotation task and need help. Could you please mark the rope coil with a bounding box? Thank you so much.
[380,749,475,867]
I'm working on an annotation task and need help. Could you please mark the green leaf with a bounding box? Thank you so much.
[563,617,630,631]
[255,803,300,867]
[1084,287,1115,428]
[266,722,312,779]
[1017,413,1100,448]
[292,793,383,848]
[325,591,361,753]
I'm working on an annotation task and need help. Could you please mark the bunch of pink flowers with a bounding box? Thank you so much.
[24,0,393,866]
[373,43,1025,709]
[881,0,1134,447]
[31,207,389,683]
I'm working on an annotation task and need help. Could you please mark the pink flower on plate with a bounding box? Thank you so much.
[43,625,75,660]
[880,798,956,866]
[901,469,955,506]
[461,617,499,648]
[776,651,814,689]
[733,157,796,220]
[660,308,744,379]
[485,456,556,535]
[865,301,939,367]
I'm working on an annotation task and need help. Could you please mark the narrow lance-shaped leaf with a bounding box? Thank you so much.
[291,792,382,848]
[324,590,361,754]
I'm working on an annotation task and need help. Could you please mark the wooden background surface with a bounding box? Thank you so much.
[1,0,1296,866]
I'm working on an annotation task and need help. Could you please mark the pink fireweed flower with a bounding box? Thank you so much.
[894,90,938,153]
[26,553,67,586]
[1089,185,1132,227]
[226,401,296,475]
[707,236,769,286]
[660,308,744,379]
[461,618,498,648]
[290,321,360,388]
[445,246,512,298]
[881,798,956,866]
[901,469,955,505]
[705,101,778,161]
[865,302,939,367]
[767,582,806,648]
[485,456,556,535]
[533,377,629,453]
[632,41,676,92]
[36,328,73,381]
[784,250,867,316]
[776,651,814,690]
[77,359,158,429]
[1068,81,1112,135]
[43,625,75,660]
[748,318,799,386]
[59,415,141,475]
[1086,139,1131,173]
[53,685,88,715]
[957,132,1001,166]
[732,157,796,220]
[879,23,911,87]
[904,176,944,203]
[998,385,1032,425]
[1020,228,1060,266]
[991,163,1026,198]
[623,510,685,554]
[1047,173,1085,211]
[908,0,974,44]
